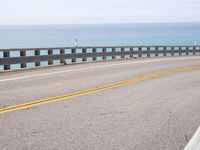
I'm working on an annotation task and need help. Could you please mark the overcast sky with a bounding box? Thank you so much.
[0,0,199,25]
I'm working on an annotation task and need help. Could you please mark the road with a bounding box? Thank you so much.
[0,56,200,150]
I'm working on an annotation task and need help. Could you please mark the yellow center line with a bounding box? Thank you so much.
[0,65,200,115]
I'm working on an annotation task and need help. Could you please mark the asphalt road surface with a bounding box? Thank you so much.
[0,56,200,150]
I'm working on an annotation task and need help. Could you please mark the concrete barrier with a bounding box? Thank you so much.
[0,45,200,71]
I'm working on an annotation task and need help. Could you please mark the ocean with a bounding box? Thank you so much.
[0,23,200,71]
[0,23,200,49]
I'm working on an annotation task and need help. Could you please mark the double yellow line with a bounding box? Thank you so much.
[1,66,200,115]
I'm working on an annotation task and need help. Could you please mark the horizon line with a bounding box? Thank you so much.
[0,21,200,26]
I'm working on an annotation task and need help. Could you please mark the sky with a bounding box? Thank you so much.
[0,0,200,25]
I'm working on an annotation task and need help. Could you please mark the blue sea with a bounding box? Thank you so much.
[0,23,200,71]
[0,23,200,49]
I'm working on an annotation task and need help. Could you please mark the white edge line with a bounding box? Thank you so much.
[184,126,200,150]
[0,56,200,82]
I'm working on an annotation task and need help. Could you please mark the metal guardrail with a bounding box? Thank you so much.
[0,45,200,71]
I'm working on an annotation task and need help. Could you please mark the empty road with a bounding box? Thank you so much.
[0,56,200,150]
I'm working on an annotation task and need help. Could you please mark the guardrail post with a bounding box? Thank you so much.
[147,47,150,57]
[179,47,182,56]
[102,48,106,60]
[155,47,159,57]
[20,50,27,68]
[3,51,10,70]
[138,47,142,58]
[82,48,87,62]
[171,47,175,56]
[72,48,76,63]
[92,48,97,61]
[60,49,66,64]
[130,47,134,58]
[112,48,116,59]
[186,47,189,55]
[35,49,40,66]
[163,47,167,56]
[3,51,10,57]
[48,49,53,65]
[121,47,125,59]
[193,47,196,55]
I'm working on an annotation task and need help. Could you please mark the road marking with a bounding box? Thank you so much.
[0,65,200,115]
[0,56,200,82]
[184,126,200,150]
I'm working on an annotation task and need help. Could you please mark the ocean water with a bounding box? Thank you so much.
[0,23,200,71]
[0,23,200,49]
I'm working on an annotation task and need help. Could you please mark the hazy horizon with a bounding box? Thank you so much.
[0,22,200,26]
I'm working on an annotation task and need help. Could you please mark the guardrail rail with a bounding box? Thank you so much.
[0,45,200,71]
